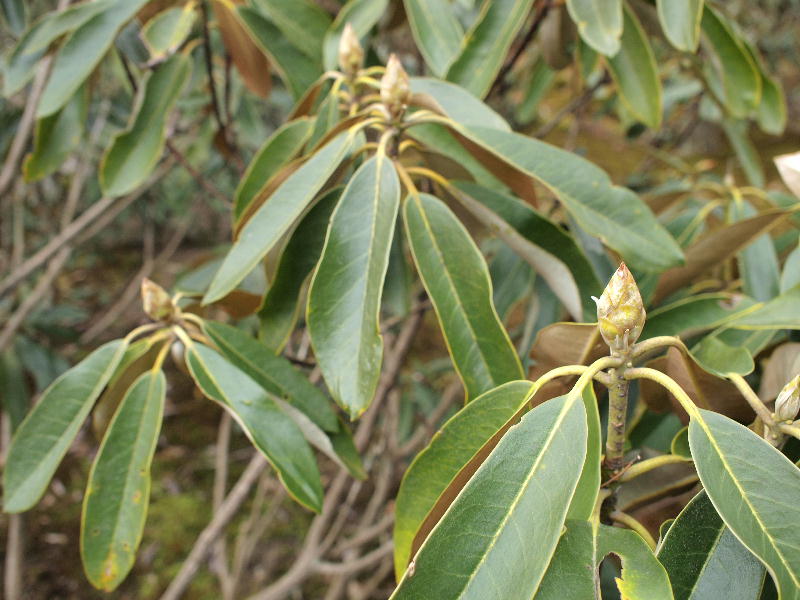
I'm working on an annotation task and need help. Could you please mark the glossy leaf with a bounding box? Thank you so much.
[606,4,662,128]
[252,0,330,62]
[445,0,534,98]
[81,370,165,591]
[657,0,703,52]
[141,2,196,62]
[410,78,510,131]
[186,343,323,511]
[642,293,745,339]
[658,491,765,600]
[536,520,673,599]
[566,0,622,56]
[308,154,400,418]
[233,118,314,222]
[391,394,586,599]
[259,188,339,351]
[700,5,761,118]
[23,83,87,181]
[202,320,339,433]
[393,381,535,578]
[567,383,602,520]
[690,336,754,377]
[37,0,149,118]
[203,131,352,304]
[100,53,191,196]
[724,284,800,330]
[689,409,800,599]
[403,193,523,400]
[322,0,389,70]
[404,0,462,76]
[237,6,320,99]
[3,339,128,513]
[447,125,684,272]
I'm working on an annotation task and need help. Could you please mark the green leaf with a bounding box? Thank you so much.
[237,6,322,99]
[3,0,116,96]
[204,131,353,304]
[259,188,340,351]
[37,0,150,118]
[322,0,389,70]
[23,82,87,181]
[567,383,602,520]
[81,370,165,591]
[725,284,800,330]
[689,410,800,599]
[410,77,510,131]
[657,0,703,52]
[308,154,400,418]
[1,0,26,36]
[186,343,323,512]
[722,119,765,187]
[780,244,800,294]
[393,380,535,578]
[566,0,622,56]
[140,2,196,62]
[201,320,339,433]
[658,491,766,600]
[100,53,191,197]
[0,349,28,432]
[606,4,662,128]
[234,118,314,222]
[454,181,602,320]
[690,336,754,377]
[391,394,586,599]
[404,0,462,76]
[700,5,761,118]
[741,39,787,136]
[536,520,673,599]
[642,293,745,339]
[445,0,534,98]
[3,339,129,513]
[446,125,684,272]
[516,57,556,123]
[404,193,523,400]
[251,0,330,62]
[733,200,779,301]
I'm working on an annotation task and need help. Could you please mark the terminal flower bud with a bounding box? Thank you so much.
[338,23,363,77]
[775,375,800,422]
[141,278,175,322]
[594,263,645,354]
[380,54,410,118]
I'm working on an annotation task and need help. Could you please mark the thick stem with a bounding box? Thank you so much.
[603,366,630,476]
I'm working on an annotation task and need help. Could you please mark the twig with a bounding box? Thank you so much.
[211,411,234,599]
[534,75,609,138]
[315,540,393,576]
[200,0,229,144]
[165,140,230,206]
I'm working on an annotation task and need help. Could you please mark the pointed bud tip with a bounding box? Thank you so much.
[141,278,174,322]
[596,262,645,353]
[775,375,800,422]
[338,23,363,76]
[380,54,410,118]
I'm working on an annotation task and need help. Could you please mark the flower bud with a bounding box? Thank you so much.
[338,23,363,78]
[141,278,174,322]
[380,54,410,119]
[594,263,645,354]
[775,375,800,422]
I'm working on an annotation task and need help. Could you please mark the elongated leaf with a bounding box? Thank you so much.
[567,383,601,520]
[404,0,462,76]
[0,349,27,431]
[689,410,800,599]
[393,381,535,578]
[100,53,191,196]
[606,5,662,128]
[252,0,329,62]
[259,188,340,350]
[690,336,753,377]
[454,181,601,319]
[566,0,622,56]
[237,6,320,99]
[186,343,323,511]
[780,244,800,293]
[700,5,761,118]
[724,284,800,330]
[722,119,765,187]
[445,0,534,98]
[201,320,339,433]
[404,193,523,400]
[3,339,128,513]
[1,0,26,36]
[739,39,787,136]
[536,520,673,599]
[392,394,586,599]
[3,0,116,96]
[657,0,703,52]
[23,83,87,181]
[37,0,149,118]
[308,154,400,418]
[658,491,765,600]
[141,2,196,62]
[733,200,779,301]
[81,370,165,591]
[234,118,314,221]
[204,131,352,304]
[444,124,684,272]
[410,78,510,131]
[642,293,745,339]
[322,0,389,70]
